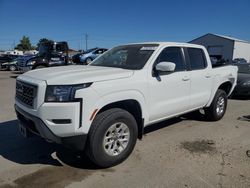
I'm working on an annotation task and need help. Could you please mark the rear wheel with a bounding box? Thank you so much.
[204,89,227,121]
[86,108,138,168]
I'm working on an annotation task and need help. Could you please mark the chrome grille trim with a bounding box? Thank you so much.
[16,81,37,108]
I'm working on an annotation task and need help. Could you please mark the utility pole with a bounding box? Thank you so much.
[85,34,88,50]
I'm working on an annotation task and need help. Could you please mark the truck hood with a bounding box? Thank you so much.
[19,65,134,85]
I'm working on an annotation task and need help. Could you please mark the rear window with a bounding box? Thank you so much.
[187,48,207,70]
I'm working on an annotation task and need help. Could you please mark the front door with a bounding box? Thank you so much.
[148,47,190,123]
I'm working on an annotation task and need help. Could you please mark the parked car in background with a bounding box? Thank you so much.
[0,54,21,69]
[232,63,250,97]
[17,41,70,72]
[16,55,37,71]
[72,52,84,64]
[1,58,19,71]
[232,58,247,64]
[78,48,108,64]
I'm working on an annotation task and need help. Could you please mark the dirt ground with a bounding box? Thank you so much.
[0,70,250,188]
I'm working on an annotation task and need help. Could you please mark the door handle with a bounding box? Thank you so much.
[205,74,211,78]
[182,76,190,81]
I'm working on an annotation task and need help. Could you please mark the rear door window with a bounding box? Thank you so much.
[187,48,207,70]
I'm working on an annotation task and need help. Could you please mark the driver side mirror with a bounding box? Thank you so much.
[155,62,176,72]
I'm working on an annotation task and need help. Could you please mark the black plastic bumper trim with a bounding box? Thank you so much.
[15,104,87,151]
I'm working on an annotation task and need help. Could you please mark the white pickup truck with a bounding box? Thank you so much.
[15,42,237,167]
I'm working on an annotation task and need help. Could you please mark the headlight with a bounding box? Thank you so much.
[242,81,250,86]
[45,83,92,102]
[26,60,36,66]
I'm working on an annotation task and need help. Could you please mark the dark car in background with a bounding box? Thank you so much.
[0,54,21,69]
[16,55,37,71]
[233,63,250,97]
[1,57,19,71]
[76,48,108,64]
[72,52,84,64]
[233,58,247,64]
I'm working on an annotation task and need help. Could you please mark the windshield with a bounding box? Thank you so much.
[236,64,250,74]
[84,48,98,54]
[39,43,53,56]
[90,44,158,70]
[38,43,67,57]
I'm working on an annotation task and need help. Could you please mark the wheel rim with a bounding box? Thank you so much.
[216,96,225,115]
[10,65,16,71]
[103,122,130,156]
[86,58,92,64]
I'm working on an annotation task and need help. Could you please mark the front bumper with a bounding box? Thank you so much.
[1,63,8,69]
[15,104,87,151]
[17,66,32,72]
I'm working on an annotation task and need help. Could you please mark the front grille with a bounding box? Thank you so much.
[17,60,26,67]
[16,81,37,108]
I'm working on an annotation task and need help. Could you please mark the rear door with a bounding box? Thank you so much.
[185,48,212,109]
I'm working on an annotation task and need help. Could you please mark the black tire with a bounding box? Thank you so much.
[33,65,47,69]
[204,89,227,121]
[85,57,92,64]
[9,65,17,71]
[86,108,138,168]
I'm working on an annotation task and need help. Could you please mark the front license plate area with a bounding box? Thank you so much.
[19,122,28,137]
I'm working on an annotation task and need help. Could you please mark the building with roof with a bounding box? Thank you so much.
[190,33,250,63]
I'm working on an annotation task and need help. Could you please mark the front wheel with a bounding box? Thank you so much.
[204,89,227,121]
[9,65,17,71]
[86,108,138,168]
[85,58,92,64]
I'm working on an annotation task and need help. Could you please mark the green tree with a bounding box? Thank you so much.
[15,36,32,51]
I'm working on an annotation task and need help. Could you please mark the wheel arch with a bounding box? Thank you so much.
[206,80,234,107]
[218,81,233,95]
[96,99,144,139]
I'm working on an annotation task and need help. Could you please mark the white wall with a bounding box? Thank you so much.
[233,42,250,62]
[24,50,38,55]
[4,50,23,55]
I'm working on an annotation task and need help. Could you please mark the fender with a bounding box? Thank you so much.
[206,74,236,107]
[81,90,148,133]
[96,90,147,118]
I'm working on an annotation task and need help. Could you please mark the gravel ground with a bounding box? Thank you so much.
[0,70,250,188]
